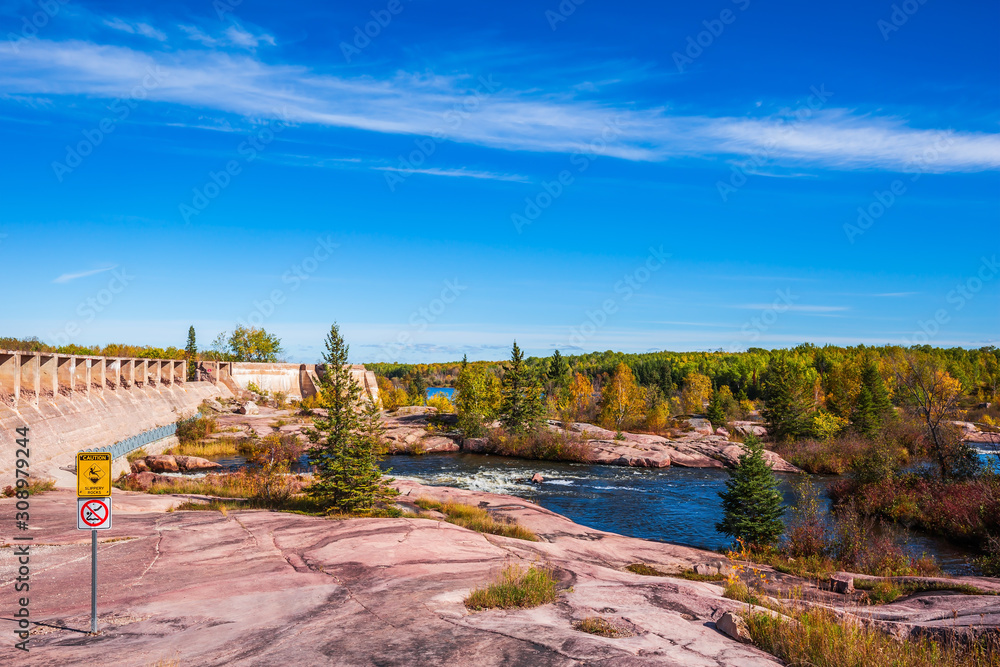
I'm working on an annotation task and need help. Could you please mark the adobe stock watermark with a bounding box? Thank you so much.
[566,246,669,349]
[545,0,586,30]
[724,289,797,353]
[51,66,167,182]
[382,75,500,191]
[213,0,243,20]
[842,132,953,244]
[512,115,625,233]
[716,84,833,202]
[48,268,134,346]
[4,0,70,54]
[373,279,468,363]
[340,0,410,62]
[672,0,751,73]
[180,108,291,223]
[237,235,340,329]
[877,0,930,41]
[901,256,998,346]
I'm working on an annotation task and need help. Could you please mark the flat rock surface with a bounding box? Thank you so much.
[2,486,784,666]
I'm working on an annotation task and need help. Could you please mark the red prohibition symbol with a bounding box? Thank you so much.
[80,499,109,527]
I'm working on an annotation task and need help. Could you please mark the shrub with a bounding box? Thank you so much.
[464,564,558,610]
[176,416,217,444]
[126,447,149,463]
[426,392,455,413]
[785,479,828,558]
[2,478,56,497]
[978,535,1000,577]
[481,427,590,462]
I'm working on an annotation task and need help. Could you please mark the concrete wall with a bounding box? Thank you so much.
[225,362,380,406]
[0,350,229,488]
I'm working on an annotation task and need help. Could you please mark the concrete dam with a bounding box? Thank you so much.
[0,351,379,487]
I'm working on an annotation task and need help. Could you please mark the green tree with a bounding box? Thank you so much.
[547,350,570,389]
[498,341,544,434]
[185,326,198,381]
[408,368,427,405]
[851,359,894,437]
[307,323,393,512]
[761,353,812,442]
[706,390,726,428]
[227,325,283,362]
[716,434,785,548]
[456,364,501,437]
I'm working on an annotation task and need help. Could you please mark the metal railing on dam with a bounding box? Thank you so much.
[79,414,203,461]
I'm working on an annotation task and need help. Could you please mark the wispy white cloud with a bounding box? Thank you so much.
[52,266,116,284]
[104,18,167,42]
[732,303,849,312]
[1,36,997,172]
[179,23,274,49]
[373,167,530,182]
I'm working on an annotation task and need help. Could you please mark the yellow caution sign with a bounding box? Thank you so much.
[77,452,112,497]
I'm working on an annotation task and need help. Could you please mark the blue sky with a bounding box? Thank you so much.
[0,0,997,363]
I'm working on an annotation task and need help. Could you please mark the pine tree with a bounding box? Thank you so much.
[547,349,570,388]
[499,341,544,434]
[706,390,726,428]
[760,353,812,442]
[716,435,785,548]
[307,323,392,512]
[185,326,198,381]
[852,359,894,437]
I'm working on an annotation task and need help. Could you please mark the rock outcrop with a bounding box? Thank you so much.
[133,455,221,474]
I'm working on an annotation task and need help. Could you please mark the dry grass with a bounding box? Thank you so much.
[414,498,538,541]
[464,564,558,610]
[625,562,725,582]
[163,436,247,458]
[854,578,996,605]
[745,605,1000,667]
[574,616,634,638]
[3,478,56,497]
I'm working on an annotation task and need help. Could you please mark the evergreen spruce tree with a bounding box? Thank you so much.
[499,341,544,434]
[716,434,785,548]
[706,390,726,428]
[760,353,812,442]
[307,323,392,512]
[852,359,894,437]
[547,349,570,389]
[185,326,198,381]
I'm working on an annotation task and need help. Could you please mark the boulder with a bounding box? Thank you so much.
[694,563,719,576]
[716,611,751,643]
[127,471,172,491]
[419,436,461,453]
[144,455,180,473]
[530,473,544,484]
[715,427,730,438]
[732,421,767,437]
[684,418,714,436]
[462,437,489,453]
[173,456,222,472]
[202,399,225,413]
[830,575,854,594]
[130,459,150,473]
[237,401,259,415]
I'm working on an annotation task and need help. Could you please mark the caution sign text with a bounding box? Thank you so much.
[77,452,112,497]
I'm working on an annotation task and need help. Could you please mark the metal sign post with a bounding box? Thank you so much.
[77,453,112,634]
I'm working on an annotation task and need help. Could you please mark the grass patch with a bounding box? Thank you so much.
[574,616,633,638]
[625,562,725,581]
[3,478,56,497]
[745,605,999,667]
[854,578,996,605]
[126,447,148,463]
[414,498,538,541]
[464,564,558,610]
[163,436,247,458]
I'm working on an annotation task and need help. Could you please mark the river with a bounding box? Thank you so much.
[380,452,980,575]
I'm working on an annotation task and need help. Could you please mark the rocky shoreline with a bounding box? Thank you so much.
[382,407,801,473]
